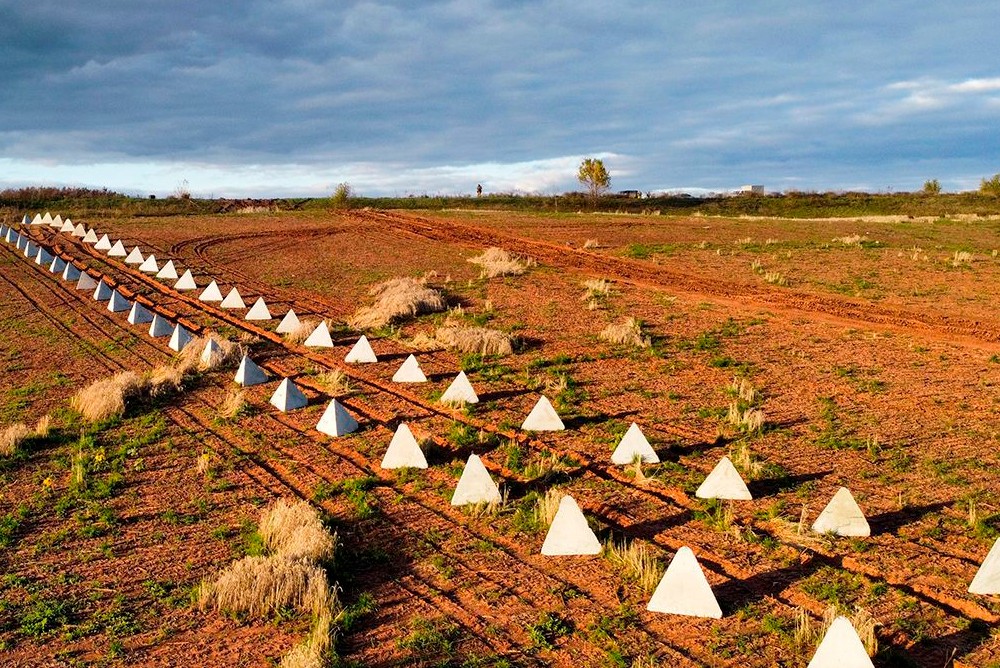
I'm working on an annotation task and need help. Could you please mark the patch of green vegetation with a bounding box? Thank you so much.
[833,365,888,393]
[19,597,73,637]
[339,592,377,633]
[313,476,379,519]
[0,504,30,549]
[623,242,678,259]
[526,611,572,650]
[812,397,866,451]
[398,615,461,662]
[801,566,869,612]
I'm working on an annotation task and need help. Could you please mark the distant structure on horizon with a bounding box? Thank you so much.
[737,184,765,195]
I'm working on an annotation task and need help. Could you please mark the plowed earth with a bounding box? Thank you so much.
[2,207,1000,667]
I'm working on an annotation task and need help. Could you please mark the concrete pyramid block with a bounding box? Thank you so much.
[201,338,223,366]
[168,323,192,352]
[807,616,875,668]
[107,289,131,313]
[276,309,300,333]
[812,487,870,537]
[269,378,308,412]
[15,234,26,250]
[174,270,197,290]
[42,212,53,226]
[83,229,99,244]
[646,546,723,619]
[199,280,224,301]
[392,354,427,383]
[245,297,272,321]
[23,240,38,258]
[108,240,127,257]
[380,423,428,469]
[521,396,565,431]
[35,247,52,265]
[3,228,15,243]
[20,214,29,224]
[344,335,377,363]
[234,355,268,386]
[94,234,112,250]
[0,224,7,239]
[59,219,75,233]
[220,287,246,309]
[451,454,501,506]
[541,495,601,556]
[156,260,178,280]
[76,272,98,291]
[128,301,154,325]
[31,213,43,225]
[695,456,752,501]
[49,213,61,227]
[149,314,173,338]
[304,320,334,347]
[969,537,1000,595]
[611,422,659,465]
[62,262,81,282]
[138,254,159,273]
[316,399,359,437]
[92,279,112,301]
[440,371,479,405]
[72,223,87,238]
[124,247,144,264]
[49,256,66,274]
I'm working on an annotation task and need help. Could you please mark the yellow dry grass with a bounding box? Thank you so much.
[0,423,32,457]
[434,325,513,356]
[198,555,331,619]
[314,369,351,395]
[598,317,651,348]
[217,388,247,420]
[468,247,535,278]
[33,415,51,438]
[349,277,447,330]
[70,371,149,423]
[259,498,336,563]
[534,488,565,526]
[284,319,319,344]
[177,335,243,373]
[603,539,661,594]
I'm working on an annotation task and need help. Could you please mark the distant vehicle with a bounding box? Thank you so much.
[618,190,643,198]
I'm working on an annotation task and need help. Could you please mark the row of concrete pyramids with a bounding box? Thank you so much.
[6,219,999,653]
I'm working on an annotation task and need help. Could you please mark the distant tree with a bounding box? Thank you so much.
[577,158,610,202]
[922,179,941,195]
[980,174,1000,196]
[331,182,353,208]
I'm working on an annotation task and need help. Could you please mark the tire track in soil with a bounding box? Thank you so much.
[13,227,998,663]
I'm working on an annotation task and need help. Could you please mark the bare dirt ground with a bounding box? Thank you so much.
[2,207,1000,667]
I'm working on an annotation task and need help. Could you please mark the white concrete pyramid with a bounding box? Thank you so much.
[94,234,112,250]
[76,272,98,291]
[149,314,173,338]
[646,546,723,619]
[541,495,601,556]
[35,247,52,265]
[521,396,565,431]
[15,234,26,250]
[380,423,428,469]
[304,320,334,347]
[440,371,479,406]
[92,279,112,301]
[199,280,224,301]
[392,354,427,383]
[807,616,875,668]
[344,335,377,363]
[23,240,37,258]
[174,270,197,290]
[234,355,268,386]
[812,487,870,537]
[0,224,7,239]
[168,323,192,352]
[201,338,223,366]
[138,254,159,273]
[3,228,14,243]
[269,378,308,412]
[72,223,87,238]
[611,422,659,465]
[276,309,300,333]
[124,246,144,264]
[59,219,75,233]
[62,262,81,282]
[107,240,127,257]
[316,399,359,437]
[127,301,154,325]
[245,297,272,321]
[156,260,178,280]
[20,214,29,224]
[107,289,131,313]
[49,213,61,228]
[83,229,99,244]
[969,537,1000,595]
[220,287,246,309]
[451,454,501,506]
[49,256,66,274]
[31,213,43,225]
[42,212,53,226]
[695,456,752,501]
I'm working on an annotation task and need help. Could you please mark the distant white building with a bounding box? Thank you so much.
[738,185,765,195]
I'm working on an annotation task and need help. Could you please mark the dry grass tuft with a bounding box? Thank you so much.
[198,555,331,619]
[33,415,51,438]
[148,365,184,397]
[952,250,973,266]
[796,606,877,657]
[259,498,336,563]
[196,452,213,475]
[581,278,611,300]
[728,377,759,404]
[468,247,535,278]
[534,488,565,527]
[218,389,247,420]
[71,372,149,423]
[314,369,352,395]
[583,238,600,249]
[603,539,661,594]
[729,441,766,479]
[1,423,32,457]
[284,319,319,344]
[407,331,440,351]
[349,277,447,329]
[599,317,651,348]
[727,402,765,433]
[176,335,243,373]
[434,325,513,356]
[833,234,868,246]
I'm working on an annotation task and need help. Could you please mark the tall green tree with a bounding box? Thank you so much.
[981,174,1000,196]
[577,158,610,202]
[922,179,941,195]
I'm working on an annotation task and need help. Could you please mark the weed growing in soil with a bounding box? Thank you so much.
[526,611,572,650]
[468,247,535,278]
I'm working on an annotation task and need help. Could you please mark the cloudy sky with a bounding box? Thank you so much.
[3,1,999,197]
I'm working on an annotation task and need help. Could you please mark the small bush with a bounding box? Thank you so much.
[217,389,247,420]
[599,317,650,348]
[349,277,447,330]
[434,325,513,356]
[70,372,148,423]
[468,247,534,278]
[258,498,336,563]
[198,554,331,619]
